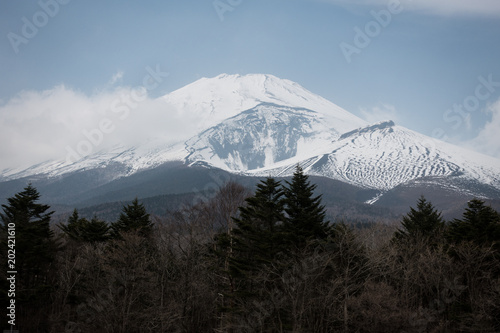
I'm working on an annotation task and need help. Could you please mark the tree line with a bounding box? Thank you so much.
[1,166,499,332]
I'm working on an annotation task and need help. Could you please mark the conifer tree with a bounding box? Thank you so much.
[283,165,329,248]
[447,199,500,249]
[111,198,152,238]
[393,196,445,244]
[0,184,56,276]
[214,178,287,328]
[83,216,111,243]
[0,184,56,331]
[231,177,286,279]
[59,209,85,241]
[59,210,110,243]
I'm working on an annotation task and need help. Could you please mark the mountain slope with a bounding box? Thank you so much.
[244,121,500,197]
[1,73,500,213]
[310,121,500,190]
[185,103,338,171]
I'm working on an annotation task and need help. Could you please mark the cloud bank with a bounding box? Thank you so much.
[0,85,193,171]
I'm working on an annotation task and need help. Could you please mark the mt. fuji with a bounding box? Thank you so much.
[2,74,500,211]
[162,73,367,134]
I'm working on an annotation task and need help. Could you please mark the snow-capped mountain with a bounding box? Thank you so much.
[2,73,500,205]
[245,120,500,194]
[0,74,366,180]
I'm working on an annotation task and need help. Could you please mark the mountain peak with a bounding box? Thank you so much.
[162,73,367,134]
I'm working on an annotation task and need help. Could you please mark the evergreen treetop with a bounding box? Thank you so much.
[393,195,444,243]
[0,184,55,266]
[283,165,329,247]
[58,209,85,241]
[111,198,152,238]
[447,199,500,249]
[1,183,53,227]
[231,177,286,277]
[58,209,110,243]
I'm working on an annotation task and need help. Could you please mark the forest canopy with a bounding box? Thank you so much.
[1,173,499,332]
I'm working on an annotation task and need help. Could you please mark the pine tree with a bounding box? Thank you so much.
[111,198,152,238]
[231,177,286,279]
[83,216,111,243]
[59,210,110,243]
[447,199,500,249]
[283,165,329,248]
[0,184,56,276]
[58,209,85,241]
[0,184,57,331]
[393,196,445,244]
[214,178,287,328]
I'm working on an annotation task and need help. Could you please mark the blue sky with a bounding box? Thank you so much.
[1,0,500,169]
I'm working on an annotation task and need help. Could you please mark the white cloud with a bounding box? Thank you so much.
[0,85,196,171]
[312,0,500,17]
[467,99,500,158]
[360,104,399,124]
